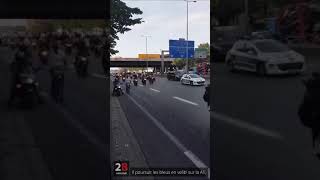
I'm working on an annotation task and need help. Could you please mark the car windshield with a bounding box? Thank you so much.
[254,40,290,53]
[189,74,200,78]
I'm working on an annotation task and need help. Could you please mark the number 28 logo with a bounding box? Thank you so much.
[114,161,129,176]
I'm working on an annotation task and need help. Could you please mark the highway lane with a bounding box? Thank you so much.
[212,56,320,180]
[0,47,109,180]
[134,77,210,136]
[113,76,210,175]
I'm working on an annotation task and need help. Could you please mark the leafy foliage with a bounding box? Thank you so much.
[109,0,144,55]
[197,43,210,56]
[173,58,196,69]
[172,59,186,69]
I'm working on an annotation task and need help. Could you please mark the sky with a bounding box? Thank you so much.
[112,0,210,58]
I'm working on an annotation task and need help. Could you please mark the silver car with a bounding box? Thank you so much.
[225,39,306,75]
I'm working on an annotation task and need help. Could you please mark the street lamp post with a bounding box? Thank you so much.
[141,35,151,73]
[185,0,196,73]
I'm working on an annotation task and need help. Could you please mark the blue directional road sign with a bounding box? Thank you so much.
[169,39,195,58]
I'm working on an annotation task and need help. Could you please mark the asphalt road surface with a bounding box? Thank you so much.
[212,53,320,179]
[112,76,210,178]
[0,47,109,180]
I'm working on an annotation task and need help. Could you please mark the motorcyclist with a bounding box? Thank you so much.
[64,36,73,56]
[113,74,120,87]
[92,35,102,57]
[22,37,33,56]
[141,74,147,85]
[38,36,50,65]
[49,41,67,103]
[113,77,122,95]
[74,39,90,77]
[133,75,138,86]
[125,78,131,93]
[298,72,320,155]
[8,41,42,105]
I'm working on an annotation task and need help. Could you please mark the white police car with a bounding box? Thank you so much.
[225,39,306,75]
[181,74,206,86]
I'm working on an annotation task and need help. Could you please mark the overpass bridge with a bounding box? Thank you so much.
[110,57,174,71]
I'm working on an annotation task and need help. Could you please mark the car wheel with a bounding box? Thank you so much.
[190,81,193,86]
[256,63,266,76]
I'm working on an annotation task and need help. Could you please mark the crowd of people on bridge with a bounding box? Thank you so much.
[0,30,107,105]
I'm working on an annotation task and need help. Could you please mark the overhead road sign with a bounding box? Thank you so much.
[169,39,195,58]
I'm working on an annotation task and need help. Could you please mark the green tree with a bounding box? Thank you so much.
[197,43,210,57]
[172,58,196,69]
[172,59,186,69]
[110,0,144,55]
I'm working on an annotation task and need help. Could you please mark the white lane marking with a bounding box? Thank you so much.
[39,92,106,154]
[91,73,107,79]
[184,151,210,179]
[149,88,160,93]
[212,111,284,140]
[126,93,209,179]
[139,84,144,87]
[173,96,199,106]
